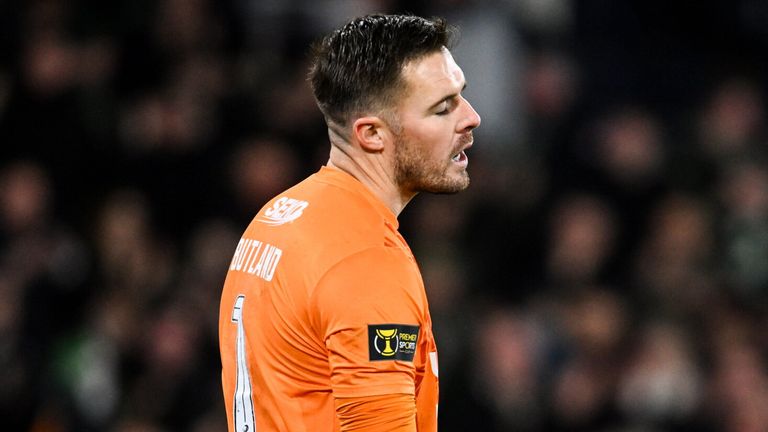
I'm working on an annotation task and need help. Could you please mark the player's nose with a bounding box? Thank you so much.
[458,96,481,133]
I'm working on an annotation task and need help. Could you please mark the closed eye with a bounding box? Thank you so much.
[431,83,466,116]
[434,99,455,116]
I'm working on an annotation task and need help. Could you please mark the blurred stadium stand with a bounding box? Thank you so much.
[1,0,767,431]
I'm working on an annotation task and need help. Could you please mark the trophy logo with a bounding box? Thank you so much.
[375,328,398,356]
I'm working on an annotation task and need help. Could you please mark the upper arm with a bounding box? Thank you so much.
[335,393,417,432]
[312,246,427,399]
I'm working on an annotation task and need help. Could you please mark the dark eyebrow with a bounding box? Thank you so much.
[428,83,467,110]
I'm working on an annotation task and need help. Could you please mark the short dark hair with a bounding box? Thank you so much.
[308,14,455,126]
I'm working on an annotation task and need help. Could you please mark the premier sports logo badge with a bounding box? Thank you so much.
[368,324,419,362]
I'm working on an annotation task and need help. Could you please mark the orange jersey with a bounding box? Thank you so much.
[219,166,439,432]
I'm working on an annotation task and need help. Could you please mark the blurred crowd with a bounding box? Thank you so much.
[1,0,768,431]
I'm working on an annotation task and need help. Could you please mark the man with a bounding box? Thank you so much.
[219,14,480,432]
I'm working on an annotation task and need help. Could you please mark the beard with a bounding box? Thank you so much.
[393,132,470,194]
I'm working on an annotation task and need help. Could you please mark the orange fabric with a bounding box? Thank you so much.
[219,166,439,432]
[335,394,417,431]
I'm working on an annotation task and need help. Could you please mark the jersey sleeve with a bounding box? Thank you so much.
[312,245,427,399]
[335,394,417,432]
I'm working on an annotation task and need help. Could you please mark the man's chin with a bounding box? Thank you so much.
[423,176,470,194]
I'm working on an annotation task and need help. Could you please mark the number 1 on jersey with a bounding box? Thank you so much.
[232,295,256,431]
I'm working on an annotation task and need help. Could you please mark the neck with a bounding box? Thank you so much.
[326,130,416,217]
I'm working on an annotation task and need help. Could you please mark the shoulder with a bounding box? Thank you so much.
[251,172,393,257]
[240,171,404,286]
[312,246,426,325]
[323,246,420,286]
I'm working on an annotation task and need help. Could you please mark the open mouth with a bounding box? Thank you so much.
[452,134,473,164]
[451,150,467,163]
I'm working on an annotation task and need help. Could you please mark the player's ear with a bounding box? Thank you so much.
[352,116,388,153]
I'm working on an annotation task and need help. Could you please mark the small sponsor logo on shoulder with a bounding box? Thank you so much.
[257,197,308,226]
[368,324,420,362]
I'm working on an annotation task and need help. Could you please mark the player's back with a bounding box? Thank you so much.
[219,166,412,432]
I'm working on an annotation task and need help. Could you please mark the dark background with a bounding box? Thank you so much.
[2,0,768,430]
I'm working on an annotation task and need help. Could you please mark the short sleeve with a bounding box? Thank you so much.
[312,246,427,398]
